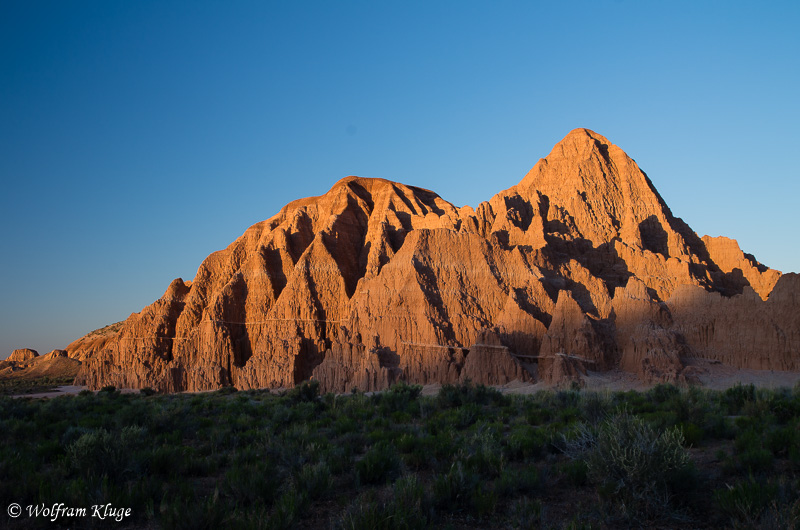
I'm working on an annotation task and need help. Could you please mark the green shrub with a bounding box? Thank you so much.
[471,483,498,518]
[723,383,756,415]
[507,424,547,460]
[221,460,280,506]
[286,380,320,403]
[437,380,506,409]
[581,391,609,426]
[647,383,681,404]
[738,447,774,473]
[335,496,388,530]
[433,461,479,509]
[560,459,588,487]
[67,425,146,479]
[677,421,704,446]
[390,474,432,527]
[510,497,543,529]
[397,432,433,470]
[335,475,431,530]
[495,464,541,495]
[356,441,401,485]
[766,424,799,456]
[379,381,422,414]
[458,428,504,478]
[560,411,691,520]
[296,461,332,500]
[269,487,307,530]
[524,404,552,425]
[159,489,228,530]
[714,475,779,526]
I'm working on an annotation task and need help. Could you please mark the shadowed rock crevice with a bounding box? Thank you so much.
[638,215,670,258]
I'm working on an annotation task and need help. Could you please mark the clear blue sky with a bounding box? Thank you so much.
[1,1,798,356]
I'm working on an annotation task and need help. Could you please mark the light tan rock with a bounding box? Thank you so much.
[6,348,38,362]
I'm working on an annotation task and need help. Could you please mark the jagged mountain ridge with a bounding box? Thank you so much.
[72,128,799,391]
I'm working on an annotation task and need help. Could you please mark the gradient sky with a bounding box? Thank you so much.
[2,1,799,356]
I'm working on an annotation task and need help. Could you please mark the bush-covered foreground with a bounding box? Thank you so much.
[2,381,800,529]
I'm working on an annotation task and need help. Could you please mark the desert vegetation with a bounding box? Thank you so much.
[1,380,799,528]
[0,375,75,396]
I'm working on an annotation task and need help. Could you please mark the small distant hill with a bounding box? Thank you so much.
[1,349,81,394]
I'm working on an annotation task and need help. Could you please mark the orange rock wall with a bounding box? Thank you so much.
[71,129,797,391]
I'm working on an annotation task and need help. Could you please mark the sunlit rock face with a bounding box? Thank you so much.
[6,348,39,363]
[72,129,797,391]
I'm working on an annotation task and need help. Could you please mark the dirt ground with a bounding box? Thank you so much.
[424,358,800,396]
[12,360,800,399]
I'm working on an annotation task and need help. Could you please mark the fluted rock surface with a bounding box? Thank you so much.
[71,129,798,391]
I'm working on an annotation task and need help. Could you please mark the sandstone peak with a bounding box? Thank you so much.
[70,130,796,391]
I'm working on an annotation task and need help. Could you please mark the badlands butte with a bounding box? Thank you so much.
[51,129,799,392]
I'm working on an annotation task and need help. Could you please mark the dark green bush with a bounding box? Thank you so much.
[286,379,320,403]
[437,380,506,409]
[738,447,774,473]
[356,441,401,485]
[560,411,691,520]
[336,475,432,530]
[433,461,479,509]
[677,421,704,446]
[647,383,681,404]
[378,381,422,414]
[722,383,756,415]
[495,464,541,495]
[560,458,588,487]
[296,461,332,500]
[67,425,146,479]
[222,460,281,506]
[507,424,547,460]
[714,475,779,526]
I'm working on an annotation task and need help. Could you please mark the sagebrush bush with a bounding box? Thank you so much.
[67,425,146,479]
[714,475,779,526]
[285,379,320,403]
[495,464,541,495]
[296,461,332,500]
[560,411,691,520]
[507,424,547,460]
[356,441,401,485]
[336,475,431,530]
[433,461,479,509]
[437,380,506,409]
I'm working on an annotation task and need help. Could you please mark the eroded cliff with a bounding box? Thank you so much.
[71,129,797,391]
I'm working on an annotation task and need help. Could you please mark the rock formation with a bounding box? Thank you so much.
[6,348,39,363]
[65,322,123,361]
[70,128,798,391]
[1,348,81,382]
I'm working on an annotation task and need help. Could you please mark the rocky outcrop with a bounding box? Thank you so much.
[6,349,39,362]
[66,322,123,361]
[44,349,69,360]
[71,128,798,391]
[1,348,81,382]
